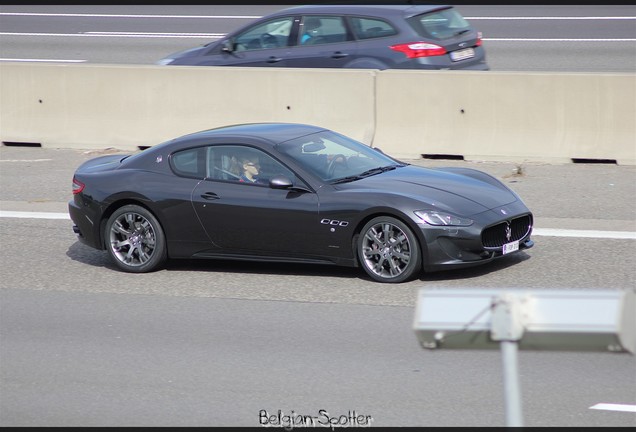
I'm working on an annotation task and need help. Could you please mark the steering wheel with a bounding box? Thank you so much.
[327,154,348,177]
[260,33,278,48]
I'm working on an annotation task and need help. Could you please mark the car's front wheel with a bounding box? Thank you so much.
[358,216,421,283]
[104,204,167,273]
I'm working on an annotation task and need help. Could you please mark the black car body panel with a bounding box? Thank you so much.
[157,4,489,71]
[69,123,532,282]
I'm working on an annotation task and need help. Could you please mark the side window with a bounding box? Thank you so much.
[206,145,242,181]
[234,17,294,51]
[206,145,301,186]
[350,17,397,40]
[170,147,206,179]
[299,15,348,45]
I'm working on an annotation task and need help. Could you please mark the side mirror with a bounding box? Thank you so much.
[269,175,294,189]
[221,39,234,53]
[269,175,312,193]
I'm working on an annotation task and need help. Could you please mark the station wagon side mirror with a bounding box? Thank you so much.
[221,39,235,53]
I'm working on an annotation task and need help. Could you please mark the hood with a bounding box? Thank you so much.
[339,165,518,215]
[157,45,209,65]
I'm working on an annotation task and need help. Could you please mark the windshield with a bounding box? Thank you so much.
[276,130,405,183]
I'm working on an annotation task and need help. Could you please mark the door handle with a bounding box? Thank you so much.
[267,56,283,63]
[331,52,349,59]
[201,192,220,200]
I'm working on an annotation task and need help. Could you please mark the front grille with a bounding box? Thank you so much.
[482,214,532,248]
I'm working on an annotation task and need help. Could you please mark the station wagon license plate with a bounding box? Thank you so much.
[502,240,520,255]
[450,47,475,62]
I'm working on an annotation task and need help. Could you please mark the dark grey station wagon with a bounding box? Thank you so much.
[157,4,489,70]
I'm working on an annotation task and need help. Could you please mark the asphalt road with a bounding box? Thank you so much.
[1,146,635,427]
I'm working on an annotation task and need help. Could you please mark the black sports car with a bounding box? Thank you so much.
[69,123,534,283]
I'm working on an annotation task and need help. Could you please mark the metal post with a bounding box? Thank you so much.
[490,293,527,427]
[500,340,523,427]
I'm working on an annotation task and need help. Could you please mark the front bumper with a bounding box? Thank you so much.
[419,207,534,272]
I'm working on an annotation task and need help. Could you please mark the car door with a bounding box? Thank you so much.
[285,15,358,68]
[198,16,295,67]
[190,145,324,257]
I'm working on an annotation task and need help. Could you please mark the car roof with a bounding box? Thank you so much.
[178,122,327,146]
[272,4,452,18]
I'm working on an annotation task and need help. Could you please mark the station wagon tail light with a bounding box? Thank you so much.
[72,177,85,194]
[390,42,447,58]
[476,31,483,46]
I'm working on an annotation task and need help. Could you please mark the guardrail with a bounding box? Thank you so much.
[1,62,634,165]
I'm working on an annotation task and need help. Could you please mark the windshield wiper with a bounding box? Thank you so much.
[455,29,470,36]
[359,165,399,177]
[331,165,400,184]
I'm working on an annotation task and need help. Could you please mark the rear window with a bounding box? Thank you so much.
[407,7,471,40]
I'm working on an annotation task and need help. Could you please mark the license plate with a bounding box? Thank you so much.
[450,47,474,62]
[503,240,520,255]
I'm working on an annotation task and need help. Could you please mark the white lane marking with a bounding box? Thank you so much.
[466,16,636,20]
[590,403,636,413]
[0,58,85,63]
[532,228,636,240]
[1,211,635,240]
[85,31,225,37]
[483,38,636,42]
[1,13,634,20]
[0,211,70,220]
[0,32,223,38]
[0,159,53,162]
[0,12,261,19]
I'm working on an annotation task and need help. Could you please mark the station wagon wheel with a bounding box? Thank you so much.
[104,204,167,273]
[358,216,421,283]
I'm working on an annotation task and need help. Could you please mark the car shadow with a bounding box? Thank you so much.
[66,241,116,269]
[66,241,361,279]
[418,251,532,282]
[67,241,531,282]
[164,258,362,280]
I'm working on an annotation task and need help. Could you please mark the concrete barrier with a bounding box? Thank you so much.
[373,70,636,165]
[0,62,376,151]
[1,62,634,165]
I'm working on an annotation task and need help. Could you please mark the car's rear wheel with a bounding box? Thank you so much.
[105,204,167,273]
[358,216,421,283]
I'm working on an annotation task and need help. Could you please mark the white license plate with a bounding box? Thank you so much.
[502,240,520,255]
[450,47,475,62]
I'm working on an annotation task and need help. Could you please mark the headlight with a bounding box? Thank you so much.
[156,58,174,65]
[414,210,473,226]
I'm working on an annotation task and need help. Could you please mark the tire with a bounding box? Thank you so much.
[357,216,421,283]
[104,204,167,273]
